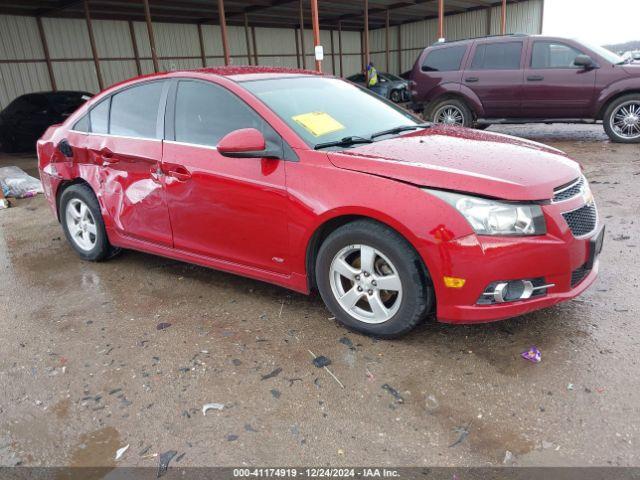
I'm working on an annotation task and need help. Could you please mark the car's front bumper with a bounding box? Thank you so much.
[424,199,603,324]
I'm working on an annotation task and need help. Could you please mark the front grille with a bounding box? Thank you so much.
[562,202,597,237]
[553,176,585,203]
[571,263,591,287]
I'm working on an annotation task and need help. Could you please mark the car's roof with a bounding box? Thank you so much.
[170,65,324,82]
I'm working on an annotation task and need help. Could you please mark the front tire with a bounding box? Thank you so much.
[603,94,640,143]
[60,184,119,261]
[428,98,473,128]
[315,220,433,338]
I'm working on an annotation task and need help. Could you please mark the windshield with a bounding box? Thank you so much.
[580,40,626,64]
[242,76,420,148]
[383,73,404,82]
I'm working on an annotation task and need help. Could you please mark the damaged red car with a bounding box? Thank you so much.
[38,67,604,337]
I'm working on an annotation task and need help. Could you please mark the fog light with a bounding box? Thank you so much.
[477,278,554,305]
[443,276,466,288]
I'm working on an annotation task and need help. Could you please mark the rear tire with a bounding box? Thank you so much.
[428,98,473,128]
[315,220,433,338]
[59,184,120,261]
[390,90,402,103]
[603,94,640,143]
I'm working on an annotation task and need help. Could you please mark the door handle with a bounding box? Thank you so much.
[92,147,118,165]
[527,75,545,81]
[165,165,191,182]
[465,77,479,83]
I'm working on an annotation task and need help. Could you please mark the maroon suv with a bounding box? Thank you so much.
[409,34,640,143]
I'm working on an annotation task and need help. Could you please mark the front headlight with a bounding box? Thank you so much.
[425,189,546,236]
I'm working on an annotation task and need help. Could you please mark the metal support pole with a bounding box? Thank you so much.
[330,29,336,75]
[397,23,402,74]
[299,0,306,69]
[244,13,252,65]
[251,26,259,65]
[197,24,207,67]
[218,0,231,65]
[310,0,321,72]
[83,0,104,90]
[129,20,142,74]
[294,27,301,68]
[501,0,507,35]
[142,0,159,72]
[36,16,57,91]
[338,21,343,77]
[438,0,444,40]
[363,0,369,66]
[385,9,390,72]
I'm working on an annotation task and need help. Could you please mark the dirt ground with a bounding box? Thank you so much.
[0,124,639,469]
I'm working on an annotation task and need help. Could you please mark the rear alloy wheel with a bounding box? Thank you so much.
[603,94,640,143]
[316,220,433,338]
[60,183,120,261]
[429,98,473,128]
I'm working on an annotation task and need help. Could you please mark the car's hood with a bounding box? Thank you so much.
[327,126,581,201]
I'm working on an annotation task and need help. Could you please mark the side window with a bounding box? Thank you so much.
[471,42,523,70]
[422,45,467,72]
[73,115,90,132]
[349,74,365,83]
[174,81,275,147]
[89,99,110,134]
[110,82,164,139]
[531,42,584,69]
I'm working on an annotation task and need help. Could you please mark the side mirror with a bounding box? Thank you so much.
[217,128,280,159]
[574,54,596,69]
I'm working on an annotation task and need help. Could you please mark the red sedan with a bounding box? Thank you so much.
[37,66,604,337]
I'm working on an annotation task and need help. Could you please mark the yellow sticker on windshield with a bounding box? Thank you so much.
[292,111,346,137]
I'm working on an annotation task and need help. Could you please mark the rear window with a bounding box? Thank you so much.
[470,42,523,70]
[421,45,467,72]
[110,82,163,139]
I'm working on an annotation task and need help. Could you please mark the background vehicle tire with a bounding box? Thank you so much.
[390,89,402,103]
[428,98,473,128]
[60,183,120,261]
[603,94,640,143]
[315,219,433,338]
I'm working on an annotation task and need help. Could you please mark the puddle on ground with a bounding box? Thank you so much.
[69,427,120,469]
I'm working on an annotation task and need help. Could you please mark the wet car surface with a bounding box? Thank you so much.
[0,124,638,467]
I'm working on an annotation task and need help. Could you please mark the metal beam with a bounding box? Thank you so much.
[310,0,321,72]
[251,26,259,65]
[142,0,159,72]
[218,0,231,65]
[129,20,142,75]
[330,29,336,75]
[338,20,343,77]
[438,0,444,39]
[501,0,507,34]
[363,0,369,66]
[197,23,207,67]
[385,8,390,71]
[83,0,104,90]
[244,13,252,64]
[36,16,57,91]
[299,0,306,69]
[294,27,301,68]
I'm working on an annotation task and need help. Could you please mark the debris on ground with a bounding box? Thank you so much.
[449,423,472,448]
[0,187,9,210]
[381,384,404,404]
[175,452,186,463]
[244,424,258,432]
[202,403,224,415]
[115,444,129,460]
[157,450,177,478]
[225,434,239,441]
[260,367,283,380]
[520,346,542,363]
[139,445,152,456]
[0,167,43,198]
[312,355,332,368]
[567,383,574,390]
[308,350,344,389]
[425,394,439,412]
[365,367,375,382]
[339,337,355,350]
[156,322,172,330]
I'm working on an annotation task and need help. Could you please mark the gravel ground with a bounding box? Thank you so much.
[0,124,638,469]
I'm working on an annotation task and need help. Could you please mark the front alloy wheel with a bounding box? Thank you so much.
[329,244,403,324]
[604,94,640,143]
[316,220,433,338]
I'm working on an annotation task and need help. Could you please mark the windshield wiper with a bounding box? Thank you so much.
[369,122,432,140]
[314,136,374,150]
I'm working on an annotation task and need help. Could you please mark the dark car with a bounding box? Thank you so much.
[347,72,410,103]
[0,91,92,152]
[408,34,640,143]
